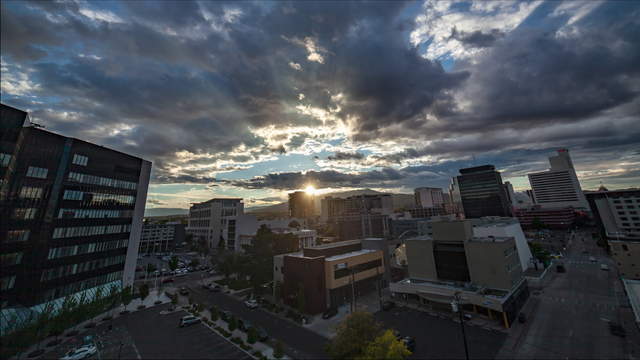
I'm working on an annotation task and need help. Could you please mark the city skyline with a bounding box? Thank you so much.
[2,0,639,210]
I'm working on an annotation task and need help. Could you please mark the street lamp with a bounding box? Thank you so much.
[451,292,470,360]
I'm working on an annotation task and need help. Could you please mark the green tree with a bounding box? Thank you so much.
[228,315,238,331]
[274,340,284,359]
[247,327,258,344]
[146,263,157,275]
[358,330,411,360]
[326,312,383,359]
[139,283,150,301]
[121,285,134,310]
[169,256,179,272]
[210,306,219,321]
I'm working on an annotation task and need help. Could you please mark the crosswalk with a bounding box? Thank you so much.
[538,295,618,310]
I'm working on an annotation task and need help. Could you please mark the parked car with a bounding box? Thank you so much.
[238,319,253,332]
[256,327,269,342]
[162,278,174,283]
[589,256,597,263]
[518,313,527,323]
[244,299,259,309]
[463,313,472,321]
[179,287,189,296]
[59,345,97,360]
[382,301,395,311]
[179,315,200,328]
[322,307,338,319]
[609,322,626,337]
[600,264,609,271]
[210,285,222,292]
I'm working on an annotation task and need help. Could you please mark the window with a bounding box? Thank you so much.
[1,276,16,290]
[72,154,88,166]
[615,206,623,210]
[19,186,43,199]
[613,200,621,204]
[63,190,83,200]
[13,208,37,220]
[6,230,30,242]
[68,172,137,190]
[0,252,23,266]
[625,200,633,203]
[620,217,629,221]
[26,166,48,179]
[0,153,11,167]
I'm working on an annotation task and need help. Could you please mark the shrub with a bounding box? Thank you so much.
[247,327,257,344]
[274,340,284,359]
[240,343,251,351]
[231,337,242,344]
[228,316,237,331]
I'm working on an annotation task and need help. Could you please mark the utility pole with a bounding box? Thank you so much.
[452,293,470,360]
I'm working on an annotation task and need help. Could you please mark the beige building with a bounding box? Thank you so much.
[390,219,528,328]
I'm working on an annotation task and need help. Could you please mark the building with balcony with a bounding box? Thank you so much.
[1,104,151,333]
[389,220,529,328]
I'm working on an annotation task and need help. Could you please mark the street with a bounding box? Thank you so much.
[502,230,640,359]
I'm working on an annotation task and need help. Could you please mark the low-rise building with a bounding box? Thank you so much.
[390,220,529,328]
[513,206,576,229]
[279,240,384,314]
[139,222,185,254]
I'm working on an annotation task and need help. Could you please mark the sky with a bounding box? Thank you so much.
[2,0,639,210]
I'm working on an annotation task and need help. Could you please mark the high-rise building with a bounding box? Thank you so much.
[1,104,151,330]
[528,149,588,210]
[288,191,314,218]
[139,222,185,254]
[456,165,511,218]
[324,194,393,240]
[187,198,243,251]
[414,187,444,208]
[585,188,640,279]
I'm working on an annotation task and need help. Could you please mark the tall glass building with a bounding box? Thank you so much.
[1,104,151,334]
[456,165,511,218]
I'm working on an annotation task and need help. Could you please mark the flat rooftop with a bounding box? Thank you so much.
[325,249,377,262]
[309,239,361,249]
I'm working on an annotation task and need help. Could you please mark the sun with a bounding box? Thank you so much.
[305,185,316,195]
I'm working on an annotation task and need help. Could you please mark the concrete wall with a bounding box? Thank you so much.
[610,240,640,279]
[473,222,533,271]
[406,239,437,280]
[464,238,522,290]
[432,220,473,242]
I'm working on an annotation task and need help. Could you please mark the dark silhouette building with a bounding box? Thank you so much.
[288,191,314,218]
[1,104,151,331]
[456,165,511,218]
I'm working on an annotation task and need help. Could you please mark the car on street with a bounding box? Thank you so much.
[609,322,626,337]
[179,287,189,296]
[322,307,338,319]
[589,256,597,263]
[382,301,395,311]
[244,299,259,309]
[600,264,609,271]
[179,315,201,327]
[210,285,222,292]
[59,345,98,360]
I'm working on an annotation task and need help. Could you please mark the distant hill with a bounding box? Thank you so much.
[144,207,189,217]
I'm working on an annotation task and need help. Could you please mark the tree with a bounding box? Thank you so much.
[228,315,238,331]
[139,283,150,301]
[326,312,382,359]
[210,306,219,321]
[146,263,157,275]
[217,236,226,251]
[169,256,179,272]
[359,330,411,360]
[121,285,134,310]
[274,340,284,359]
[247,327,258,344]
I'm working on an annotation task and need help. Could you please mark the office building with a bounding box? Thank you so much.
[139,222,185,254]
[278,240,384,314]
[288,191,314,218]
[456,165,511,218]
[390,220,529,328]
[528,149,588,210]
[324,194,393,240]
[414,187,444,208]
[586,188,640,279]
[187,198,243,251]
[1,104,151,332]
[513,206,576,229]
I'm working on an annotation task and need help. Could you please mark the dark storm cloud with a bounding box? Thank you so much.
[449,27,504,48]
[327,151,365,161]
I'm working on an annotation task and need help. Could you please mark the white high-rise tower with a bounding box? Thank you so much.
[528,149,588,210]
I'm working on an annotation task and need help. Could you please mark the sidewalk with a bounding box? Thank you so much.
[494,296,541,359]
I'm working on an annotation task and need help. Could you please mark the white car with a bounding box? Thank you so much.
[60,345,97,360]
[244,299,259,309]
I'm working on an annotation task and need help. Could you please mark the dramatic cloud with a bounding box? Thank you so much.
[1,0,639,207]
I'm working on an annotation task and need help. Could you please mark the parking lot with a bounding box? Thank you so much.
[42,304,251,360]
[375,306,507,359]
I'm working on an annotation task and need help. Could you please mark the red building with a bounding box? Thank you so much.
[514,206,576,229]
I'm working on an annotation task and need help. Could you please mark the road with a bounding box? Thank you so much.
[506,229,639,359]
[185,282,330,359]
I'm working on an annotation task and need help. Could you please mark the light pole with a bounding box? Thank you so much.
[451,293,470,360]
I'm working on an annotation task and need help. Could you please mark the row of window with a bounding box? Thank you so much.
[1,276,15,290]
[20,186,44,199]
[42,270,122,302]
[613,199,639,204]
[0,252,23,266]
[41,255,126,281]
[6,230,30,243]
[0,153,11,167]
[52,223,132,239]
[13,208,37,220]
[27,166,48,179]
[334,259,383,279]
[58,208,133,219]
[72,154,88,166]
[68,172,137,190]
[63,190,135,205]
[47,238,129,259]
